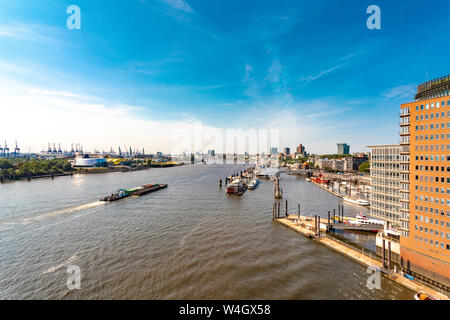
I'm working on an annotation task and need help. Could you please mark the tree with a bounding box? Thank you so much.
[359,161,370,173]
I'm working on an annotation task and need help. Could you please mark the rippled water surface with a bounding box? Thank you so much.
[0,164,413,299]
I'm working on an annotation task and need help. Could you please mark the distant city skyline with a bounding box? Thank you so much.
[1,1,450,153]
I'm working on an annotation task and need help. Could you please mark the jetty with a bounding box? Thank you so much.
[273,208,449,300]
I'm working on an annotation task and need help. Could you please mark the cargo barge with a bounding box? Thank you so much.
[100,183,168,202]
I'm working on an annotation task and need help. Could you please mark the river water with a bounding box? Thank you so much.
[0,163,413,299]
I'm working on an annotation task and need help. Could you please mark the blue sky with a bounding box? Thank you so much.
[1,0,449,154]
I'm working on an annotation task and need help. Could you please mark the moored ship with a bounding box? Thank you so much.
[226,179,246,195]
[342,196,370,206]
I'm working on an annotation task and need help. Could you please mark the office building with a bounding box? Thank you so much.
[399,74,450,288]
[284,147,290,155]
[368,145,401,229]
[337,143,350,155]
[270,147,278,155]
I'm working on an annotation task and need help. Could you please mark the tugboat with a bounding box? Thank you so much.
[100,189,129,202]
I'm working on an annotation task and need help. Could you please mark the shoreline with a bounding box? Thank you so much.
[0,165,154,184]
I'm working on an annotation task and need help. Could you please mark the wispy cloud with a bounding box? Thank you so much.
[299,63,346,82]
[298,51,365,83]
[162,0,193,13]
[382,84,416,101]
[242,64,260,98]
[0,23,61,44]
[265,60,283,84]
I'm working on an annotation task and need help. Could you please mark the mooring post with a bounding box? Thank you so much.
[298,203,300,220]
[313,215,316,233]
[382,239,386,269]
[338,205,341,222]
[273,203,275,220]
[341,205,344,221]
[277,202,280,218]
[318,216,321,236]
[333,208,336,223]
[327,211,330,229]
[388,241,391,271]
[219,179,222,188]
[285,199,288,217]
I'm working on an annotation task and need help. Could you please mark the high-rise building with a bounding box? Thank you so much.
[270,147,278,155]
[368,145,401,228]
[400,74,450,288]
[337,143,350,155]
[284,147,290,155]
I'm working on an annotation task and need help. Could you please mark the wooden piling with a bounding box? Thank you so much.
[285,199,288,217]
[338,205,341,222]
[333,208,336,223]
[327,211,330,229]
[388,241,391,271]
[298,203,300,220]
[318,216,321,236]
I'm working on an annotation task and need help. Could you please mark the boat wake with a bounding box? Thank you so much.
[1,201,106,227]
[41,254,79,275]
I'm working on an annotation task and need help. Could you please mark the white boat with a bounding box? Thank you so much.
[247,178,259,190]
[305,178,311,182]
[348,213,384,226]
[343,196,370,206]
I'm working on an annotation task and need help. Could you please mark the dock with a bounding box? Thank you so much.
[275,214,449,300]
[310,180,342,198]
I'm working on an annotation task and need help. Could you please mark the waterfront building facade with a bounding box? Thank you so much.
[368,145,401,229]
[400,75,450,288]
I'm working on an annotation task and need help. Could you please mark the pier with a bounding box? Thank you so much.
[274,211,449,300]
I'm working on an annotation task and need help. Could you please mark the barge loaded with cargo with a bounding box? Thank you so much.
[100,183,168,202]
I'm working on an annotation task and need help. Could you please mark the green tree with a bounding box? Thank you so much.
[359,161,370,172]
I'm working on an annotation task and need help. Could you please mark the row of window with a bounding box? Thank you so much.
[371,177,400,187]
[415,123,450,131]
[414,175,450,184]
[415,134,450,142]
[413,235,449,250]
[372,186,399,196]
[414,184,449,195]
[414,203,450,214]
[415,214,450,226]
[413,154,450,161]
[414,164,450,172]
[371,163,400,169]
[415,144,450,152]
[415,111,450,121]
[370,205,400,216]
[415,100,450,111]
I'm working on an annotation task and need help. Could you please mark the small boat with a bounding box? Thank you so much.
[226,179,246,195]
[305,178,311,182]
[247,178,259,190]
[414,293,435,300]
[343,196,370,206]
